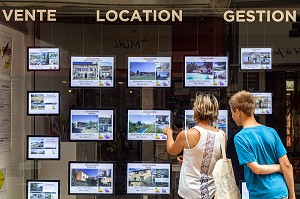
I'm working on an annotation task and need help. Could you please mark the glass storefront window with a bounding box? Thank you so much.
[0,1,299,198]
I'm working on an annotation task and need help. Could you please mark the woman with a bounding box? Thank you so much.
[163,94,223,199]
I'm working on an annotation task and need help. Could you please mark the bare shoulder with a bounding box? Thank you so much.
[181,128,200,136]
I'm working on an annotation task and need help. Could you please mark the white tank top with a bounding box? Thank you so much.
[178,126,224,199]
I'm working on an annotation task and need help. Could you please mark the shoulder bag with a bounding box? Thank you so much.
[212,132,241,199]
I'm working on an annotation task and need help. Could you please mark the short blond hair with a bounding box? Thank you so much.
[229,90,255,116]
[193,94,219,123]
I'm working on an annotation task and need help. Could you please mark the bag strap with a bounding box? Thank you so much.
[184,130,191,149]
[219,131,227,159]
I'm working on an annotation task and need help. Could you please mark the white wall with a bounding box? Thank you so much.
[0,23,26,199]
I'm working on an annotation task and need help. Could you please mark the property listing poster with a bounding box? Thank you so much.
[185,56,228,87]
[0,80,11,152]
[28,136,60,159]
[0,32,12,76]
[71,56,114,87]
[185,110,228,134]
[127,163,171,194]
[27,181,59,199]
[127,110,170,140]
[241,47,272,70]
[28,92,60,115]
[128,57,171,87]
[69,162,114,194]
[252,92,272,114]
[28,48,60,70]
[70,109,114,141]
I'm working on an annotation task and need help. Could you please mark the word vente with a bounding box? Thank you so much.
[96,10,182,22]
[2,9,56,21]
[224,10,297,22]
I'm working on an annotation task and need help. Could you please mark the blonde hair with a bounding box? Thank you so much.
[229,90,255,116]
[193,94,219,123]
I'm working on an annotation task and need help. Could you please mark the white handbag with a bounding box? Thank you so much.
[212,132,241,199]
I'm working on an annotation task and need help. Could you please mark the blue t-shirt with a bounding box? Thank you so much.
[234,125,288,199]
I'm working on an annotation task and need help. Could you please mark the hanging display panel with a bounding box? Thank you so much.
[70,109,114,141]
[127,162,171,195]
[184,56,228,87]
[27,135,61,160]
[127,110,170,140]
[128,56,172,87]
[70,56,115,88]
[27,47,60,71]
[68,162,114,195]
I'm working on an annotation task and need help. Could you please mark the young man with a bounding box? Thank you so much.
[229,90,295,199]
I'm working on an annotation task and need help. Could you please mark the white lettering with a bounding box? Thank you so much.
[286,10,296,22]
[25,10,35,21]
[36,10,47,21]
[106,10,118,22]
[130,10,142,21]
[246,10,255,22]
[158,10,170,22]
[153,10,157,21]
[236,10,245,22]
[96,10,105,21]
[119,10,129,22]
[2,10,13,21]
[256,10,266,22]
[47,10,56,21]
[223,9,297,22]
[143,10,152,21]
[172,10,182,21]
[266,10,271,22]
[15,10,23,21]
[223,10,234,22]
[272,10,284,22]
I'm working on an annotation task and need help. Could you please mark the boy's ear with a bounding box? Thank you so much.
[235,109,241,116]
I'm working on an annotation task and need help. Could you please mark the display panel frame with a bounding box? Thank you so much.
[27,46,60,71]
[68,161,115,195]
[26,179,60,199]
[184,56,228,87]
[126,162,172,195]
[69,108,115,141]
[26,135,61,160]
[127,109,171,141]
[27,91,61,116]
[252,92,273,114]
[240,47,272,70]
[127,56,172,88]
[70,56,116,88]
[184,109,228,134]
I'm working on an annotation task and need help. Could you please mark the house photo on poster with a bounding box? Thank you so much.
[27,180,60,199]
[127,110,170,140]
[241,47,272,70]
[70,56,115,88]
[69,162,114,195]
[27,91,60,115]
[27,47,60,71]
[0,32,12,76]
[252,92,272,114]
[128,57,172,87]
[127,163,171,194]
[27,135,60,160]
[185,56,228,87]
[70,109,114,141]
